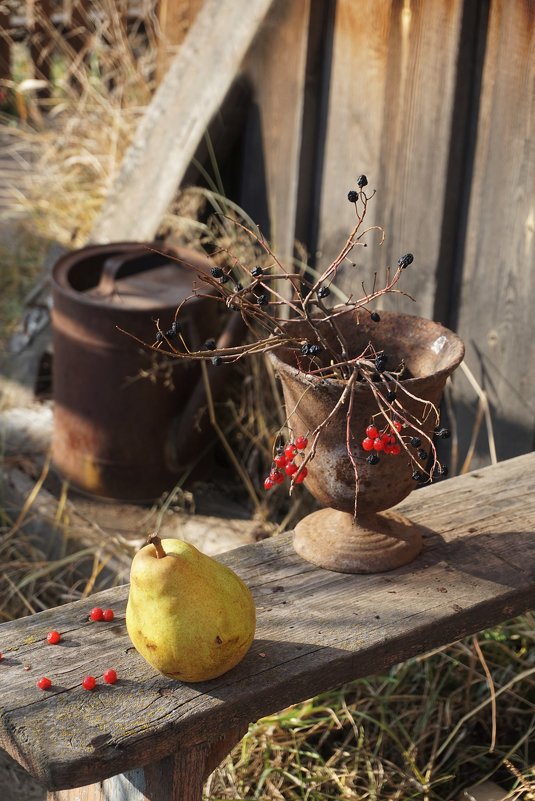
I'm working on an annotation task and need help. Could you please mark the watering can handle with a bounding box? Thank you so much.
[97,246,176,296]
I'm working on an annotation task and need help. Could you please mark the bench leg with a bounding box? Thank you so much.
[48,726,246,801]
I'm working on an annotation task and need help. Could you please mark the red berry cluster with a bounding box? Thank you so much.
[90,607,114,622]
[33,608,118,692]
[361,423,401,456]
[264,436,309,490]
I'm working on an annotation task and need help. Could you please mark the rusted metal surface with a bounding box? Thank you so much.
[270,310,465,514]
[268,310,465,573]
[51,242,222,500]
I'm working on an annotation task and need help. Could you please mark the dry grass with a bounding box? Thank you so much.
[208,618,535,800]
[0,7,533,801]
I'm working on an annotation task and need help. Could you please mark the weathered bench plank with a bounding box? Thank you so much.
[0,453,534,793]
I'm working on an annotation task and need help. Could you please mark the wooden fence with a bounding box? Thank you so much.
[2,0,534,472]
[91,0,534,473]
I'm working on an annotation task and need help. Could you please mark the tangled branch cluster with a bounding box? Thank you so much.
[134,177,449,498]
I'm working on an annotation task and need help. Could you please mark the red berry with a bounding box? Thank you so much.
[365,425,378,439]
[391,444,401,455]
[82,675,96,690]
[102,609,114,622]
[295,436,308,450]
[90,607,104,622]
[103,669,117,685]
[274,453,287,468]
[373,437,384,451]
[264,477,274,491]
[362,437,374,451]
[294,467,308,484]
[270,469,285,485]
[285,462,298,476]
[284,443,297,460]
[47,630,61,645]
[0,652,3,661]
[383,444,394,455]
[393,421,402,432]
[37,677,51,690]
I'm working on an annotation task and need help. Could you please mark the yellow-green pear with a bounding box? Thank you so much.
[126,534,256,682]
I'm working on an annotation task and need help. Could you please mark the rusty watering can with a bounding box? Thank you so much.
[51,242,228,501]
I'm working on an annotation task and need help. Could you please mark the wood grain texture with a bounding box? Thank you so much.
[453,0,535,466]
[88,0,276,244]
[0,5,10,80]
[0,453,534,791]
[48,740,224,801]
[314,0,465,319]
[156,0,204,82]
[241,0,311,266]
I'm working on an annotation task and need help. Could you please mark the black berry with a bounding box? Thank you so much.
[256,294,268,305]
[370,311,381,322]
[219,274,230,284]
[357,174,368,188]
[417,449,428,460]
[251,266,264,277]
[211,266,224,278]
[318,286,330,299]
[410,436,421,448]
[412,470,424,482]
[438,464,449,477]
[203,338,216,350]
[234,282,243,292]
[375,354,387,373]
[386,390,397,402]
[166,320,181,338]
[347,190,358,203]
[366,453,380,465]
[308,344,322,356]
[397,253,414,269]
[155,331,163,342]
[440,428,451,439]
[211,356,222,366]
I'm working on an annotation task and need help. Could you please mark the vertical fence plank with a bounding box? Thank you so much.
[313,0,466,320]
[452,0,535,467]
[240,0,312,266]
[27,0,53,89]
[156,0,204,82]
[0,4,10,82]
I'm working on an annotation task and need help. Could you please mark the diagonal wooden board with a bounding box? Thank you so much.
[89,0,276,244]
[0,452,534,791]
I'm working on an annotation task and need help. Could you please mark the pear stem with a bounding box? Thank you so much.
[148,533,167,558]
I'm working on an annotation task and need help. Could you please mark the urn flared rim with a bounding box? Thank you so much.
[267,309,465,390]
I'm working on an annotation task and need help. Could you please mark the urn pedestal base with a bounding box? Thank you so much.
[293,508,424,574]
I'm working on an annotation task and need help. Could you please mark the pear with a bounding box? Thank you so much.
[126,534,256,682]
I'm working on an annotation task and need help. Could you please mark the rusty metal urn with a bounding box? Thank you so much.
[268,310,465,574]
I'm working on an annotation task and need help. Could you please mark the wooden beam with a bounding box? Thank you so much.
[89,0,276,244]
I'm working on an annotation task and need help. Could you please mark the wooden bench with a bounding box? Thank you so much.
[0,453,534,801]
